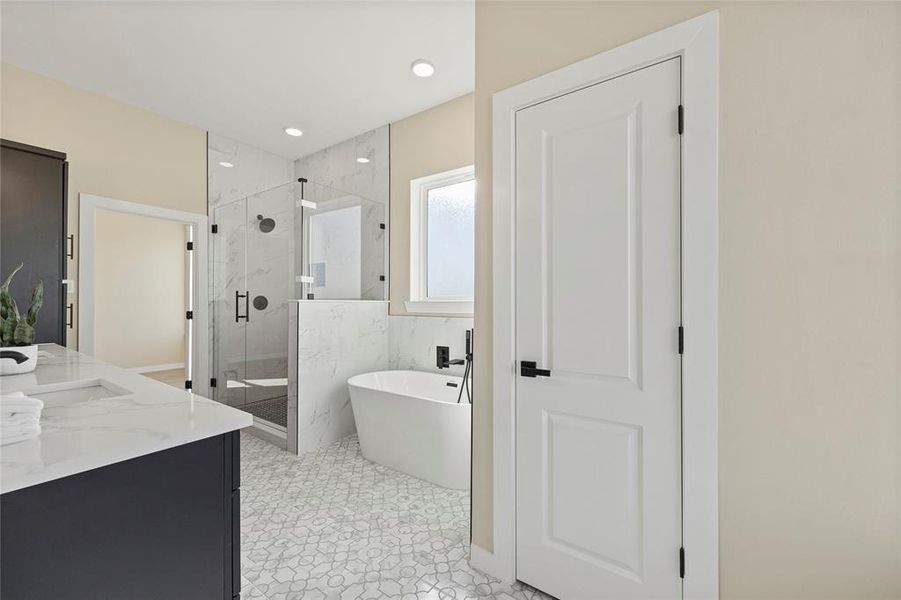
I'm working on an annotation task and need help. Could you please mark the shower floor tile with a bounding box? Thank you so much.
[240,433,554,600]
[244,395,288,428]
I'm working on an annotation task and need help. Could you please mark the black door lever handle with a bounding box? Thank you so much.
[520,360,551,378]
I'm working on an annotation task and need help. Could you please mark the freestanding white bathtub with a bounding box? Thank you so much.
[348,370,470,490]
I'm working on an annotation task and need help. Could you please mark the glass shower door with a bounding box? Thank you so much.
[241,186,293,429]
[211,182,295,433]
[210,199,248,408]
[210,179,386,442]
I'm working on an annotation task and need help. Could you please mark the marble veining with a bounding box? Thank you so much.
[0,345,251,494]
[290,301,389,454]
[288,312,475,454]
[209,133,295,209]
[389,316,474,378]
[294,127,389,207]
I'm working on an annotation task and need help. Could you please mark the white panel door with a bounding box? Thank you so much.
[515,57,682,599]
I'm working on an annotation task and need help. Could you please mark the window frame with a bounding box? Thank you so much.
[406,165,475,315]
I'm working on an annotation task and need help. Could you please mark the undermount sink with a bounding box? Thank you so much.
[25,379,132,405]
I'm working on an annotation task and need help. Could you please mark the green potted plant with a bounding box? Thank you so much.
[0,263,43,375]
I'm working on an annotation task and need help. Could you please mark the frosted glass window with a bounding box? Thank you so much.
[426,179,475,299]
[408,165,475,314]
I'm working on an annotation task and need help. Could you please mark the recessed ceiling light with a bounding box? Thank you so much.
[284,127,303,137]
[356,157,370,164]
[218,161,234,168]
[411,59,435,78]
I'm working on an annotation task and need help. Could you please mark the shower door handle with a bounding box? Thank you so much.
[235,291,249,322]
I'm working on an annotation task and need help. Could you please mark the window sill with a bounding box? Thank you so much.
[403,300,473,316]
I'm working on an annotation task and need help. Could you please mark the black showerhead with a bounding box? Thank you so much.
[257,214,276,233]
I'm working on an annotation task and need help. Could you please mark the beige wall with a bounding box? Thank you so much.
[897,5,901,588]
[0,63,207,350]
[389,94,475,315]
[94,210,185,369]
[474,2,900,598]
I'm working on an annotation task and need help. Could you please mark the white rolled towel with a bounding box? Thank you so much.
[1,423,41,446]
[1,413,39,428]
[0,392,43,445]
[0,391,44,417]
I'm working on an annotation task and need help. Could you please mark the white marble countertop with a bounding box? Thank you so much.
[0,345,252,494]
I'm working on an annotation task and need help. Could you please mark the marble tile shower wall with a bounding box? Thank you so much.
[209,133,295,208]
[294,126,389,301]
[293,127,389,205]
[290,307,473,453]
[290,301,389,453]
[388,315,474,378]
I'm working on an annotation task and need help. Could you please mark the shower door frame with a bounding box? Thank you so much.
[210,183,297,449]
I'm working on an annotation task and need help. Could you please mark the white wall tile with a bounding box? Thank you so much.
[209,133,295,209]
[292,301,389,453]
[294,127,389,206]
[388,315,474,377]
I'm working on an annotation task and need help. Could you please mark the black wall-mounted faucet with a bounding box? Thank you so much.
[436,346,465,369]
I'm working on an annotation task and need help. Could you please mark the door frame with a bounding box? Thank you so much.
[78,193,209,398]
[483,11,719,598]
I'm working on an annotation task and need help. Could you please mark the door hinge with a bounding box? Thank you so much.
[678,325,684,354]
[184,379,193,390]
[211,224,219,234]
[186,241,194,251]
[679,547,685,578]
[210,377,217,388]
[186,310,193,320]
[677,105,684,135]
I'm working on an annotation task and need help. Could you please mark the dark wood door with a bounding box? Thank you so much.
[0,139,68,344]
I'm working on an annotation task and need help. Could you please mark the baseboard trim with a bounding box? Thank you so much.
[129,362,184,373]
[469,544,513,583]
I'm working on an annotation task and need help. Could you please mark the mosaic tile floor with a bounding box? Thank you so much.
[240,433,554,600]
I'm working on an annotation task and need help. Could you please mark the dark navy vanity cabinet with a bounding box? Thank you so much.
[0,431,242,599]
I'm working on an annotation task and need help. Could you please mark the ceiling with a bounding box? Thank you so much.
[1,1,474,159]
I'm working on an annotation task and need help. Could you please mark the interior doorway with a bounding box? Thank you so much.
[93,209,188,383]
[78,193,209,397]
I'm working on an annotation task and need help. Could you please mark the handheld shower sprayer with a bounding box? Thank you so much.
[456,329,473,404]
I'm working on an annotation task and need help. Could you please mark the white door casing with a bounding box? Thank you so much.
[78,193,209,399]
[485,11,718,600]
[515,57,682,599]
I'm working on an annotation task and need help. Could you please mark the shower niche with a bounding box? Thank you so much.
[209,179,386,440]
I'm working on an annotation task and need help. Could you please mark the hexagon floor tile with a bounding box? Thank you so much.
[240,433,555,600]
